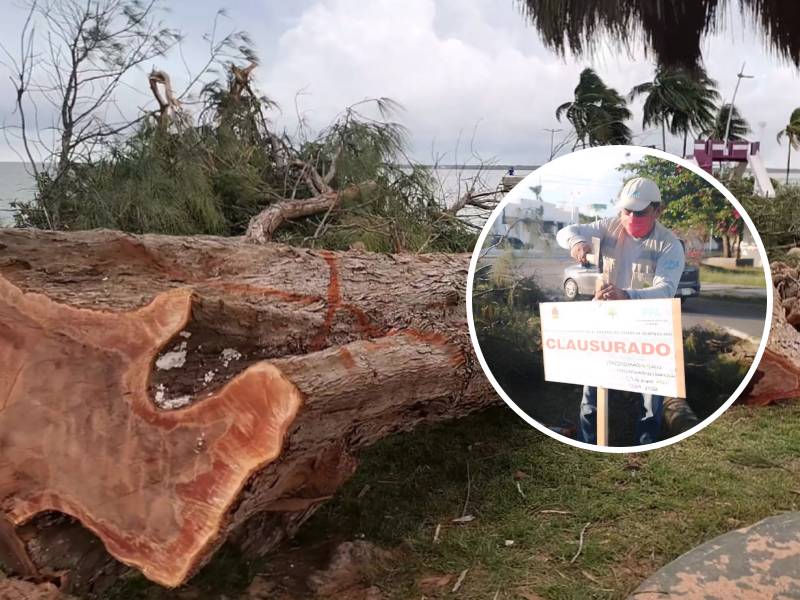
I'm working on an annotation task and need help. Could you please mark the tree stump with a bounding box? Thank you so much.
[0,229,496,595]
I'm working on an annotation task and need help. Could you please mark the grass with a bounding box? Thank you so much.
[699,265,767,287]
[108,402,800,599]
[296,402,800,599]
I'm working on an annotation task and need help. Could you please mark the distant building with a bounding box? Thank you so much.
[490,197,573,247]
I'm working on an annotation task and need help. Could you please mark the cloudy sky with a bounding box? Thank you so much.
[2,0,799,169]
[508,147,653,214]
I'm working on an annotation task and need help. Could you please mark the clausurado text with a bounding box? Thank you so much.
[544,338,671,356]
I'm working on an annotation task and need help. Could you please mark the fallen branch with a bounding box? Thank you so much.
[570,522,590,564]
[452,568,469,593]
[246,190,340,243]
[229,60,258,102]
[148,69,181,126]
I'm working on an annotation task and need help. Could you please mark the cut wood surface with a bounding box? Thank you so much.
[742,262,800,405]
[0,229,496,595]
[0,577,76,599]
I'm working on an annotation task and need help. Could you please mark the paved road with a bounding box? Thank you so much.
[477,252,768,339]
[682,295,767,339]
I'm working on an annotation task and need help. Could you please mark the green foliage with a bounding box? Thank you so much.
[682,326,749,419]
[629,67,719,151]
[272,164,477,253]
[702,103,750,140]
[520,0,800,72]
[556,67,632,148]
[471,253,551,389]
[15,80,476,252]
[16,125,229,234]
[318,99,408,188]
[10,5,476,254]
[619,155,743,256]
[740,184,800,257]
[775,107,800,149]
[776,107,800,184]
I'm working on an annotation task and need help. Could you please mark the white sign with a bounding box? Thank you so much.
[539,298,686,398]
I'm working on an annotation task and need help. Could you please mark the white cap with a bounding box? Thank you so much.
[617,177,661,212]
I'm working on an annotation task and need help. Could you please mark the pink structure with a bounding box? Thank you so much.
[689,139,775,198]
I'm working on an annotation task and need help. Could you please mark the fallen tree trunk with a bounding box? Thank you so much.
[0,229,496,596]
[741,262,800,405]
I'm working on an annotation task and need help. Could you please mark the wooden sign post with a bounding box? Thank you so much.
[593,237,609,446]
[596,387,609,446]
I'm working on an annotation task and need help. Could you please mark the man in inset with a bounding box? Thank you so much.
[555,176,685,445]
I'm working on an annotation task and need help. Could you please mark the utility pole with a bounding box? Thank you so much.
[723,62,754,143]
[544,128,563,161]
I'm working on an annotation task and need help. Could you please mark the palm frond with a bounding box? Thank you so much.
[519,0,800,70]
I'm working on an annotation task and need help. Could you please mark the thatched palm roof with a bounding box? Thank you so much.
[519,0,800,70]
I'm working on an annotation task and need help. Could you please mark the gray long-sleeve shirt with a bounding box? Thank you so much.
[556,217,685,300]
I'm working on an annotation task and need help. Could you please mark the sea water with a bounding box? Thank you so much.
[0,162,36,226]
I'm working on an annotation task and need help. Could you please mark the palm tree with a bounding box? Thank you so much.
[556,68,632,149]
[519,0,800,71]
[777,108,800,184]
[629,68,719,155]
[670,72,719,156]
[701,103,750,140]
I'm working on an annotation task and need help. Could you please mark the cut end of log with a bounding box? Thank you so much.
[742,262,800,406]
[0,274,304,588]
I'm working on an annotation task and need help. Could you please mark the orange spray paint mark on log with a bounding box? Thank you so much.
[339,347,356,369]
[309,252,342,351]
[108,236,189,281]
[393,328,451,346]
[343,303,386,338]
[391,329,466,367]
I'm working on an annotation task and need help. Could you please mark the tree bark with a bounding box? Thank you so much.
[245,183,372,244]
[735,230,742,260]
[722,235,731,258]
[246,190,340,243]
[787,143,792,185]
[742,262,800,405]
[0,229,496,596]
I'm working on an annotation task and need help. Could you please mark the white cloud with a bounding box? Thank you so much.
[260,0,799,170]
[261,0,592,164]
[1,0,798,173]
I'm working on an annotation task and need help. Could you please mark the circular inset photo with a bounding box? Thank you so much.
[467,146,772,452]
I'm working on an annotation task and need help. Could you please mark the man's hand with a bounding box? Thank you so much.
[570,241,592,265]
[595,283,629,301]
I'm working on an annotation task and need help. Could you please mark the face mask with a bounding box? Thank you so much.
[624,213,656,238]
